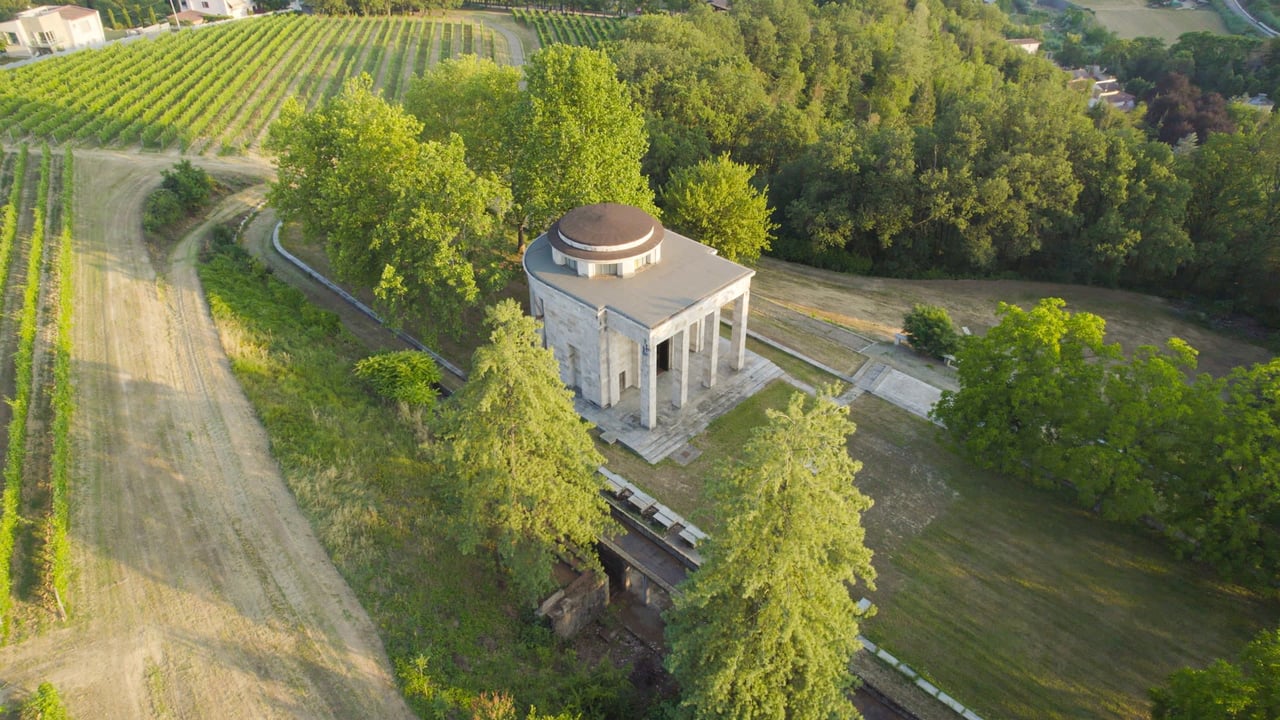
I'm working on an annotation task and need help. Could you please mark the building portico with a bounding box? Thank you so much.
[523,204,757,432]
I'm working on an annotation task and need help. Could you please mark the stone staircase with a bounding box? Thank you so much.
[624,359,786,463]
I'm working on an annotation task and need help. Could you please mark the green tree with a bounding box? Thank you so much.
[265,75,510,343]
[901,303,959,359]
[1150,627,1280,719]
[403,55,522,178]
[660,154,775,264]
[353,350,441,428]
[20,682,69,720]
[510,45,656,249]
[431,300,612,602]
[1163,359,1280,583]
[932,298,1121,482]
[665,390,875,720]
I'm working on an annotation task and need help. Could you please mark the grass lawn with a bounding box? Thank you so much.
[845,394,1278,720]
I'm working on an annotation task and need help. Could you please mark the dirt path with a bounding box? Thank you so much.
[0,150,414,719]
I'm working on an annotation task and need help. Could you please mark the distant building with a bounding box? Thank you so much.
[1241,93,1275,114]
[706,0,730,10]
[0,5,103,58]
[1068,65,1136,112]
[175,0,252,19]
[168,10,208,25]
[1006,38,1041,55]
[524,204,754,430]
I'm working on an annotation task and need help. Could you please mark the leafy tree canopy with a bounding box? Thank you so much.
[666,390,875,720]
[902,303,959,359]
[265,75,510,344]
[660,154,776,265]
[511,45,656,245]
[403,55,522,179]
[1150,626,1280,720]
[431,300,612,602]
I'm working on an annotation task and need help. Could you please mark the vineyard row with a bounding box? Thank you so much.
[0,14,505,154]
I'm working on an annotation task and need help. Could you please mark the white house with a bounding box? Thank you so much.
[175,0,252,19]
[524,203,755,430]
[1,5,103,58]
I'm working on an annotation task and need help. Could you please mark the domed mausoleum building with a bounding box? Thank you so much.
[523,203,754,431]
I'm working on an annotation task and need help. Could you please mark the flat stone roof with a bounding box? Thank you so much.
[525,229,753,330]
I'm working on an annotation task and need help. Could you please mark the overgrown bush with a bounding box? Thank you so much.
[142,188,182,233]
[160,159,213,212]
[353,350,442,411]
[903,304,960,359]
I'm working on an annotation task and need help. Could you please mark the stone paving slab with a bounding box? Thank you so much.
[577,339,783,463]
[871,368,943,422]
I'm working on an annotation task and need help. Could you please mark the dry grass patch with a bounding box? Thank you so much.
[754,258,1272,378]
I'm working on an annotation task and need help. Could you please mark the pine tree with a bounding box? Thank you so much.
[665,389,876,720]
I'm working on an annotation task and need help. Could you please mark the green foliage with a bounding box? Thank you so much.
[431,300,612,603]
[142,188,183,234]
[511,45,656,242]
[353,350,441,410]
[0,145,51,636]
[665,390,875,720]
[933,298,1119,483]
[266,75,511,344]
[161,159,213,213]
[1150,627,1280,720]
[935,298,1280,586]
[403,55,522,179]
[660,154,775,265]
[19,682,69,720]
[44,147,75,616]
[902,303,959,359]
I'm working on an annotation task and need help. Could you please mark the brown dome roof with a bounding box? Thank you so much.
[549,204,664,262]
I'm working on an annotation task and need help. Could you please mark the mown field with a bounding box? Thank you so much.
[0,14,511,154]
[1070,0,1228,40]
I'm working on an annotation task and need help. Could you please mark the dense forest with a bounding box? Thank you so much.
[601,0,1280,332]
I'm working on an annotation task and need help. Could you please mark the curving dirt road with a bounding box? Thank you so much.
[0,150,414,719]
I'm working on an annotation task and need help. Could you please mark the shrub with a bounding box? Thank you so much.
[161,159,214,212]
[903,303,960,359]
[353,350,441,411]
[142,188,182,233]
[20,682,68,720]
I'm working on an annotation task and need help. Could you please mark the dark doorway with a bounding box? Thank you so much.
[657,339,671,372]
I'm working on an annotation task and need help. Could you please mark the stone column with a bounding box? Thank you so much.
[640,336,658,429]
[702,308,720,388]
[672,326,690,408]
[691,317,704,353]
[731,292,750,371]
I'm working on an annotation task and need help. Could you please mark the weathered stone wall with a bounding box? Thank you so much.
[537,570,610,639]
[531,278,607,406]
